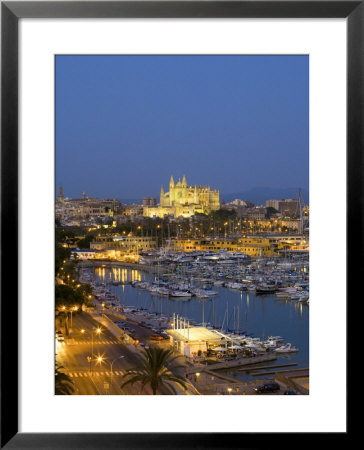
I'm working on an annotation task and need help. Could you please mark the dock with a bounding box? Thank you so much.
[252,367,309,377]
[190,354,277,372]
[238,362,297,372]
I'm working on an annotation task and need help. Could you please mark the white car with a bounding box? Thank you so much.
[56,332,64,342]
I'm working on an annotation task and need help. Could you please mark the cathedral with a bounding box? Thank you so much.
[143,175,220,218]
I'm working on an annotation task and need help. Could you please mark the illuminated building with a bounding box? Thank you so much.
[143,175,220,218]
[171,234,308,257]
[171,237,274,257]
[91,235,157,252]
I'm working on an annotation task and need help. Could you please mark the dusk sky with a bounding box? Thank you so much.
[56,55,309,201]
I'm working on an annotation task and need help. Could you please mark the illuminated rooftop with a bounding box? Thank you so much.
[166,326,227,343]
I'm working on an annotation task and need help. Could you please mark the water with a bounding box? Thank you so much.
[93,265,309,382]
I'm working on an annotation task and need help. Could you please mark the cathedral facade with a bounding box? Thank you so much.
[143,175,220,218]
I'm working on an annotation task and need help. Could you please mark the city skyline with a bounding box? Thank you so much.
[56,182,309,206]
[56,55,309,199]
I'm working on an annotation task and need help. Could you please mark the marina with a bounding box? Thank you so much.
[77,254,309,383]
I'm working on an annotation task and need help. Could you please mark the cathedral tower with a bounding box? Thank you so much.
[169,175,175,205]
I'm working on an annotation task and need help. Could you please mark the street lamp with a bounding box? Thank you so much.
[86,327,102,375]
[92,327,102,356]
[70,305,78,331]
[96,354,125,386]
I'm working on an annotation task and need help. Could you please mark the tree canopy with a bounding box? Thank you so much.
[121,347,187,395]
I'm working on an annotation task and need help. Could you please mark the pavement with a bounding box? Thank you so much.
[56,312,154,394]
[188,370,296,395]
[56,311,193,395]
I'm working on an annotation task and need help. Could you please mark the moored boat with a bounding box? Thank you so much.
[275,343,299,353]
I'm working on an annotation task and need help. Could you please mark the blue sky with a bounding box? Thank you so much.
[56,55,308,200]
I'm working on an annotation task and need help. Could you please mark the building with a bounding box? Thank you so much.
[266,199,299,217]
[221,199,248,217]
[245,207,267,221]
[266,199,280,210]
[55,186,123,223]
[143,175,220,218]
[57,184,64,203]
[90,235,157,253]
[167,318,228,358]
[70,248,98,260]
[278,199,299,217]
[142,197,157,207]
[171,237,274,257]
[89,235,157,261]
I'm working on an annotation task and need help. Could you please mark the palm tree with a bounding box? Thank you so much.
[121,347,188,395]
[55,363,74,395]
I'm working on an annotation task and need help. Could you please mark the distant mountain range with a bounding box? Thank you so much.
[119,187,309,206]
[221,187,309,206]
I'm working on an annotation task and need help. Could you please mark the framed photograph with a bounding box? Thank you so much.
[1,1,355,447]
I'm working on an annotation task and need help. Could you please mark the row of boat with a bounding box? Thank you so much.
[130,278,309,303]
[131,280,218,298]
[77,262,303,354]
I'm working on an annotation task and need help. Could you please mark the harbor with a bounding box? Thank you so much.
[77,253,309,387]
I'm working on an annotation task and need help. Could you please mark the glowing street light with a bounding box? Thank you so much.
[86,327,103,375]
[70,305,79,331]
[96,354,125,386]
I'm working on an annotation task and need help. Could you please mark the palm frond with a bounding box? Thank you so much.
[120,347,187,395]
[55,365,74,395]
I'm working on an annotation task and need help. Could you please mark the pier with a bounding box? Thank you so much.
[238,362,297,372]
[190,354,277,372]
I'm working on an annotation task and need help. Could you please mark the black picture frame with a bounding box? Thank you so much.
[1,1,354,448]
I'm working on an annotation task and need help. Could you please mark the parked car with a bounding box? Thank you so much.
[150,334,164,341]
[56,332,64,342]
[254,382,280,394]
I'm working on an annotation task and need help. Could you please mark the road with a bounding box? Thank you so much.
[56,312,154,395]
[56,311,194,395]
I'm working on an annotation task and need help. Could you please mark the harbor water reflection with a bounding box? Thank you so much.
[93,264,308,382]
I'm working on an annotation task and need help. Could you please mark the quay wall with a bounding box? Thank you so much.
[190,354,277,372]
